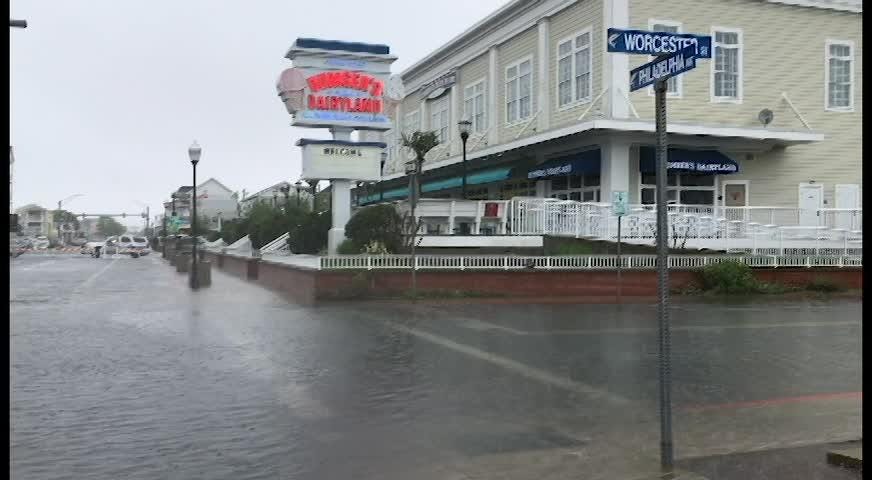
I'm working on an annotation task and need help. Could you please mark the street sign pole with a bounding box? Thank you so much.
[654,77,674,470]
[607,28,709,471]
[616,216,622,302]
[611,190,628,304]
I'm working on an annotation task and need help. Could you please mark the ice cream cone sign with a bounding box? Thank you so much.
[276,68,307,114]
[383,74,405,121]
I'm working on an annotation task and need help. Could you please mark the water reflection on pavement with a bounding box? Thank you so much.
[11,255,862,479]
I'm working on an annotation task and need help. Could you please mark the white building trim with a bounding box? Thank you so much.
[380,119,824,180]
[764,0,862,13]
[402,0,577,94]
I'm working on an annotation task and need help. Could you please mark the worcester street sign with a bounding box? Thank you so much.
[629,46,698,92]
[607,28,712,58]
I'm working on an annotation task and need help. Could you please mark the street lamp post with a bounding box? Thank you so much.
[458,119,471,199]
[188,141,202,290]
[379,152,387,203]
[162,201,169,258]
[280,184,290,212]
[405,160,418,296]
[56,194,83,246]
[295,180,304,208]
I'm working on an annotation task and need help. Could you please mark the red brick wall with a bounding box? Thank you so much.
[257,261,317,305]
[212,253,250,280]
[314,270,704,299]
[206,253,861,303]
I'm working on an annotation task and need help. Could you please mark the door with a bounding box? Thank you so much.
[798,183,823,226]
[834,184,860,229]
[722,181,749,221]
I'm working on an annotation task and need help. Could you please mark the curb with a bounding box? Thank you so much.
[826,446,862,470]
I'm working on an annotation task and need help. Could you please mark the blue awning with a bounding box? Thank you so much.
[639,147,739,174]
[527,149,600,180]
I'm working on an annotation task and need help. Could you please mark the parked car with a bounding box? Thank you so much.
[131,236,151,255]
[33,236,50,250]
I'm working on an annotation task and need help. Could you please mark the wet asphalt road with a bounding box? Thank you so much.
[11,253,862,479]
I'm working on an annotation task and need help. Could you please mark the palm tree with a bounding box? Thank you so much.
[400,130,439,199]
[399,130,439,298]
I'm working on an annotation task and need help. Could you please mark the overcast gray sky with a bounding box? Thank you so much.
[10,0,508,228]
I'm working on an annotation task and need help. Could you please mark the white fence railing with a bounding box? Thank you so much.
[317,254,862,271]
[507,198,862,254]
[261,232,289,253]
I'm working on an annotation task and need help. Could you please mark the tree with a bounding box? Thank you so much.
[345,204,404,253]
[96,216,125,237]
[52,209,80,231]
[401,130,439,167]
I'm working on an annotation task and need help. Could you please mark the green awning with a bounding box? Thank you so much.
[359,167,512,205]
[421,167,512,193]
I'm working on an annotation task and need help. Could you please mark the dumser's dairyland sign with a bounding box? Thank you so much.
[277,38,401,131]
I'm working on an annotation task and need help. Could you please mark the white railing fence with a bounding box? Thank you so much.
[507,198,862,254]
[317,254,861,271]
[261,232,290,253]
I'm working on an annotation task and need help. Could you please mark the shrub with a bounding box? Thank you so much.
[345,204,404,253]
[362,240,390,254]
[553,242,594,255]
[337,239,362,255]
[699,261,760,294]
[287,210,330,254]
[806,278,843,292]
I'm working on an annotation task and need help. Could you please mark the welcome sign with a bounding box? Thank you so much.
[297,139,386,181]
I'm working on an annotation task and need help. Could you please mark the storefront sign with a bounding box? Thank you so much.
[528,164,572,179]
[420,71,457,99]
[278,38,399,130]
[297,139,385,181]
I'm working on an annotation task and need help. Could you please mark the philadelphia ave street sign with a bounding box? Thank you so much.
[629,46,698,92]
[607,28,712,58]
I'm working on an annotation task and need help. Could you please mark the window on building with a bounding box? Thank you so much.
[557,30,592,108]
[506,58,532,123]
[463,80,487,133]
[712,28,742,102]
[826,41,853,110]
[429,96,449,143]
[549,174,600,201]
[382,129,395,172]
[500,179,536,199]
[648,21,681,96]
[403,110,420,136]
[640,173,715,205]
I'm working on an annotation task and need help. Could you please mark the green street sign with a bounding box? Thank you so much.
[612,191,628,216]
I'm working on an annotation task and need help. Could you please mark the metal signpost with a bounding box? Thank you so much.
[608,27,710,472]
[612,191,628,302]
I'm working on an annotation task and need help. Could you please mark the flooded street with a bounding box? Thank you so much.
[11,254,862,479]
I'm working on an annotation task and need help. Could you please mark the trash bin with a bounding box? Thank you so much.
[196,260,212,287]
[176,251,191,273]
